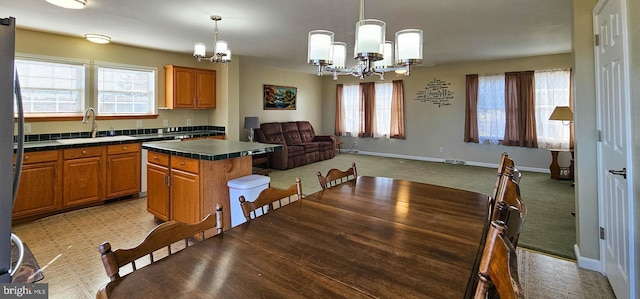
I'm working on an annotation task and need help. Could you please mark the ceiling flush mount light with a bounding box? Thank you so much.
[85,34,111,44]
[193,15,232,64]
[308,0,423,80]
[45,0,87,9]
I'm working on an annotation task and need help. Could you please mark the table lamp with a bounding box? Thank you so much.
[549,106,573,125]
[244,116,260,142]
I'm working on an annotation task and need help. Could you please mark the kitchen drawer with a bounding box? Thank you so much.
[148,152,170,167]
[171,156,199,174]
[63,146,104,160]
[18,150,59,164]
[107,143,140,154]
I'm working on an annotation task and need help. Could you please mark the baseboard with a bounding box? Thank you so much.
[574,244,603,273]
[352,151,549,173]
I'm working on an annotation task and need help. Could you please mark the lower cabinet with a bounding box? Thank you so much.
[106,143,141,198]
[146,152,170,221]
[63,146,105,207]
[12,150,62,218]
[169,156,201,224]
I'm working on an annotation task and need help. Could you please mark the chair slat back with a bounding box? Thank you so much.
[98,204,223,281]
[474,221,525,299]
[317,162,357,190]
[492,169,527,247]
[240,178,302,221]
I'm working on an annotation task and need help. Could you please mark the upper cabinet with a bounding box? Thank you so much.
[164,65,216,109]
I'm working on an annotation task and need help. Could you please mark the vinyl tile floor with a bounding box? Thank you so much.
[12,197,616,299]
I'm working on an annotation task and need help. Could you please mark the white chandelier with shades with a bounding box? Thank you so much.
[193,15,231,64]
[307,0,423,80]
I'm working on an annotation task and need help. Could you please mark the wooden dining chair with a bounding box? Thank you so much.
[474,220,525,299]
[492,169,527,247]
[98,204,223,281]
[317,162,357,190]
[239,177,302,221]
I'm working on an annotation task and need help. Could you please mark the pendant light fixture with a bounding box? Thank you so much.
[45,0,87,9]
[193,15,232,64]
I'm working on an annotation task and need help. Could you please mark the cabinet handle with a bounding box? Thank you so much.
[123,146,127,150]
[24,155,29,160]
[180,161,185,166]
[82,150,87,155]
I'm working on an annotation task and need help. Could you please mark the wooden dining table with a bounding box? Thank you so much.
[97,176,489,298]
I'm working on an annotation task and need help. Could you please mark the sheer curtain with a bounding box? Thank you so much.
[477,74,505,144]
[374,82,393,138]
[341,84,360,137]
[535,69,571,149]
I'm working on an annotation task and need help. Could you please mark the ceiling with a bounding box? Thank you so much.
[2,0,572,74]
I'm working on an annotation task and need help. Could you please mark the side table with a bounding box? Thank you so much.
[548,148,574,180]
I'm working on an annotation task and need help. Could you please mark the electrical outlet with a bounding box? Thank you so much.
[163,119,168,127]
[439,147,444,153]
[187,119,192,126]
[136,120,143,128]
[24,123,31,133]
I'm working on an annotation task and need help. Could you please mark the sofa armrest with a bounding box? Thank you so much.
[261,141,288,170]
[313,135,336,147]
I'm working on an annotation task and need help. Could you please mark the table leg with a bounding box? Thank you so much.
[550,151,561,179]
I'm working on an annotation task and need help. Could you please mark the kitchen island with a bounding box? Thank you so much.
[142,139,281,233]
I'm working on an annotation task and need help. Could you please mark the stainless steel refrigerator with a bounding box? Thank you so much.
[1,16,25,284]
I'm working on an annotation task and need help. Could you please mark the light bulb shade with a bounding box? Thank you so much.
[85,34,111,44]
[355,19,385,61]
[308,30,334,66]
[46,0,86,9]
[222,49,231,62]
[244,116,260,129]
[549,106,573,121]
[374,41,394,68]
[330,42,347,69]
[193,43,206,58]
[215,40,228,56]
[395,29,423,65]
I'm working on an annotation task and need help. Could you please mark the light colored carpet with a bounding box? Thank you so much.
[268,152,576,259]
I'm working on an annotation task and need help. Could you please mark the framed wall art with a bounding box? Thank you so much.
[263,84,297,110]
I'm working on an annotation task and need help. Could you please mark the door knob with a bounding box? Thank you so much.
[608,168,627,179]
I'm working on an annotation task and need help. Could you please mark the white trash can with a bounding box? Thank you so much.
[227,175,271,227]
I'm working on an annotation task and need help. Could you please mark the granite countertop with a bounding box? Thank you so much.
[142,139,282,161]
[16,130,225,152]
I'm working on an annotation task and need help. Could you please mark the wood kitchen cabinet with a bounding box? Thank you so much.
[106,143,140,198]
[146,152,170,221]
[164,65,216,109]
[169,156,201,224]
[63,146,105,207]
[12,150,62,219]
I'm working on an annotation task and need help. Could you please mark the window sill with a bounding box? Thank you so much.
[17,114,159,122]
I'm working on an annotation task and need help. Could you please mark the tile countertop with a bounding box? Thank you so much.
[142,139,282,161]
[15,130,226,152]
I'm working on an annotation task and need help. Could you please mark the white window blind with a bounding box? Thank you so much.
[15,59,85,113]
[97,66,156,115]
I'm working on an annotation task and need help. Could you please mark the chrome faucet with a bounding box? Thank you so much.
[82,107,98,138]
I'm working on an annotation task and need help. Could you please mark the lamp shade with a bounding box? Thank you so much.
[244,117,260,129]
[330,42,347,69]
[549,106,573,121]
[308,30,334,65]
[354,19,385,59]
[395,29,423,64]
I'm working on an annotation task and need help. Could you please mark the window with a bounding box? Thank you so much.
[468,69,571,148]
[15,59,85,114]
[534,70,571,149]
[374,82,393,138]
[340,84,360,136]
[97,66,156,115]
[477,74,505,144]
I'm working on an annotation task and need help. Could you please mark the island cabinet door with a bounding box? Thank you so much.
[147,163,170,221]
[170,169,200,224]
[106,144,141,199]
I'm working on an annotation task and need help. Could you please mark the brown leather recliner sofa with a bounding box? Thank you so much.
[254,121,336,170]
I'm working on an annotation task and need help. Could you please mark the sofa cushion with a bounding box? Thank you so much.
[260,123,285,143]
[297,121,316,143]
[287,145,305,156]
[282,122,303,145]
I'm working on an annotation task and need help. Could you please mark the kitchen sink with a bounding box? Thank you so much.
[56,135,136,144]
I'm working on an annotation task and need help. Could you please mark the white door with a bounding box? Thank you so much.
[594,0,635,298]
